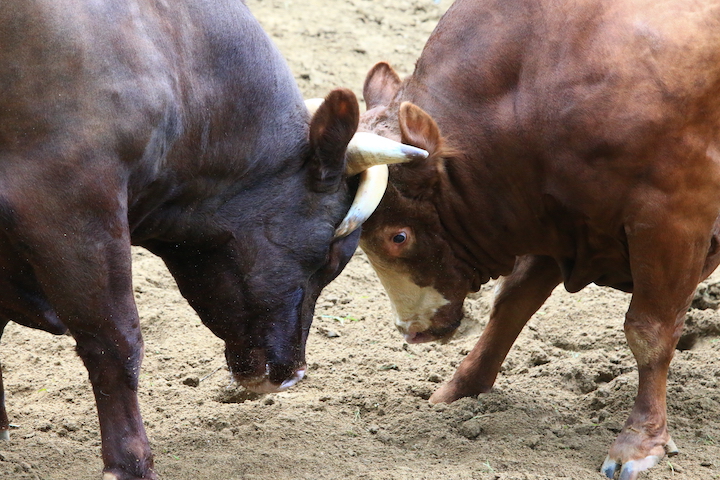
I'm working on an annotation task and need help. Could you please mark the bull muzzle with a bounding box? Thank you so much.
[225,343,307,394]
[239,364,307,394]
[305,98,428,239]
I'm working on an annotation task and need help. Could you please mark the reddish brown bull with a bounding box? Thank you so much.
[0,0,423,478]
[358,0,720,478]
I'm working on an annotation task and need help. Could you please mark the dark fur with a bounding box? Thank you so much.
[359,0,720,476]
[0,1,361,478]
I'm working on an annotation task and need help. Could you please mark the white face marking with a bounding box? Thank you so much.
[370,262,449,334]
[103,474,119,480]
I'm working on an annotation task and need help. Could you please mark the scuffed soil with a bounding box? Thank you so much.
[1,1,719,479]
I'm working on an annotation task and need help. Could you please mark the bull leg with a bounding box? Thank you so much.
[36,255,153,480]
[52,273,153,480]
[11,199,155,480]
[0,318,10,441]
[601,216,712,480]
[430,255,561,404]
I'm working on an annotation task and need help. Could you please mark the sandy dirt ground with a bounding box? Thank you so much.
[2,0,720,479]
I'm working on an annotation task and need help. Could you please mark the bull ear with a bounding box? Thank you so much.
[363,62,401,109]
[396,101,445,197]
[399,102,442,154]
[308,88,360,192]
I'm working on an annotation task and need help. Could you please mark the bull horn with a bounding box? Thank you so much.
[334,136,428,238]
[334,164,388,238]
[305,98,429,238]
[345,131,427,176]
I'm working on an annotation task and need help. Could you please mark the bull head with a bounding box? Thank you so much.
[305,98,428,238]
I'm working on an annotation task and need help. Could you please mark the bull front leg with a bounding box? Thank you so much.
[73,326,154,480]
[48,261,154,480]
[10,192,157,480]
[601,299,684,479]
[41,265,154,480]
[430,255,561,404]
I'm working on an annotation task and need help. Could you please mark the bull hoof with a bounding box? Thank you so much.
[0,429,8,441]
[428,381,468,404]
[601,431,676,479]
[601,454,661,480]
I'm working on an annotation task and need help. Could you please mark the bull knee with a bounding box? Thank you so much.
[74,330,145,389]
[623,313,679,367]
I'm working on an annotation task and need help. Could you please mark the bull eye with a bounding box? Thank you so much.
[392,232,407,244]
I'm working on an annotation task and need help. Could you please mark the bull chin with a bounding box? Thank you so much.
[401,321,461,344]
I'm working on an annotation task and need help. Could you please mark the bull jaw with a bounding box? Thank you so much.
[370,263,451,341]
[402,330,442,344]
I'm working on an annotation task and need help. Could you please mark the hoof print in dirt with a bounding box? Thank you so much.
[215,387,265,404]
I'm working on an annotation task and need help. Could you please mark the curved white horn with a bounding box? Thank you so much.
[306,98,427,174]
[334,164,389,239]
[334,134,428,238]
[346,132,428,176]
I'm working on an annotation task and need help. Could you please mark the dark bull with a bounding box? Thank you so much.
[0,1,425,478]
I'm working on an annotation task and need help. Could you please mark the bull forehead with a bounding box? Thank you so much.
[359,107,401,143]
[369,260,449,330]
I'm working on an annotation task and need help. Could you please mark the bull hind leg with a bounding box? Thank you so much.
[0,311,67,443]
[601,214,714,480]
[429,255,561,404]
[0,241,71,441]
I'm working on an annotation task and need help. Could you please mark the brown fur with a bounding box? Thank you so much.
[359,0,720,476]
